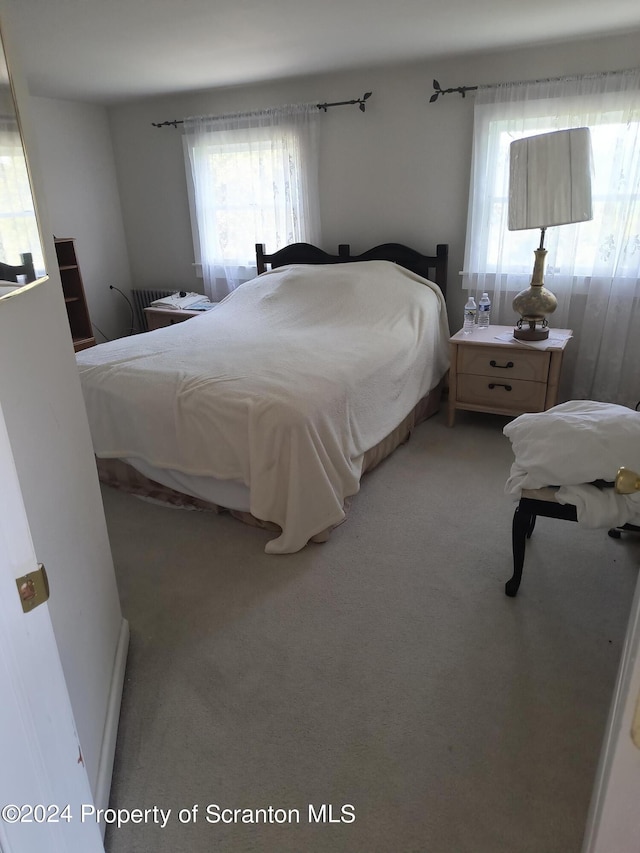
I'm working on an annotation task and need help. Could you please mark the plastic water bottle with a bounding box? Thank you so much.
[463,296,476,333]
[478,292,491,329]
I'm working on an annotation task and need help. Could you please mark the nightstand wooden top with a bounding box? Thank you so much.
[450,324,572,351]
[144,306,202,319]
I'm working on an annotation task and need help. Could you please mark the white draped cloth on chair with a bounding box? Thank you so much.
[462,69,640,407]
[183,104,321,302]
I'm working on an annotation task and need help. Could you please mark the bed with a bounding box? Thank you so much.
[78,241,450,553]
[503,400,640,595]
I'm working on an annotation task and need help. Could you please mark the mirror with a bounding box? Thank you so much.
[0,23,45,300]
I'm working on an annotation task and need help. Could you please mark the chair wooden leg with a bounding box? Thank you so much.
[527,514,536,538]
[507,505,534,597]
[608,524,640,539]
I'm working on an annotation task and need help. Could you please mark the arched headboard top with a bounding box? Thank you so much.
[255,242,448,296]
[255,242,343,272]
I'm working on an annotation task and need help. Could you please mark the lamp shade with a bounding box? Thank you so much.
[508,127,593,231]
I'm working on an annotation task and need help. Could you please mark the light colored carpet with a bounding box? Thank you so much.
[102,409,639,853]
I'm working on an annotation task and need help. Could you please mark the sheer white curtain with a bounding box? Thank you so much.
[0,115,44,275]
[183,104,321,301]
[462,69,640,407]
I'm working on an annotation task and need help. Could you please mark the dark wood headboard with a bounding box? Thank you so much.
[255,242,448,296]
[0,251,36,283]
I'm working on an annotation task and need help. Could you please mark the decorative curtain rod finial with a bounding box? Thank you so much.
[316,92,372,113]
[429,79,478,103]
[151,119,182,128]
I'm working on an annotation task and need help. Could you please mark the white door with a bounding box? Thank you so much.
[0,401,104,853]
[582,567,640,852]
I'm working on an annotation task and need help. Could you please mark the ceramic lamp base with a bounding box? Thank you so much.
[512,248,557,342]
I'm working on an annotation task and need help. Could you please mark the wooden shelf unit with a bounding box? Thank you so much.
[54,238,95,352]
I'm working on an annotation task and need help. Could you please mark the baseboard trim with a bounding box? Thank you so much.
[95,617,130,820]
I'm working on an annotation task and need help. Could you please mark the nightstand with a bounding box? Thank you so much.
[144,306,202,331]
[448,324,572,426]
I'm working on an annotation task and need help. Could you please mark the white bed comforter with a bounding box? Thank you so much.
[77,261,449,553]
[504,400,640,528]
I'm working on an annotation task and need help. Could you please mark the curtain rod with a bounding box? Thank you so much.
[429,79,478,102]
[152,92,372,127]
[429,67,639,103]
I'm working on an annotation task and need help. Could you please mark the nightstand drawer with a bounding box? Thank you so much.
[144,307,200,331]
[458,345,550,381]
[457,375,548,412]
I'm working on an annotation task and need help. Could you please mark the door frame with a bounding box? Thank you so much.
[582,565,640,851]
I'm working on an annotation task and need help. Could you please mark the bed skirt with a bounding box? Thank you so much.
[96,379,444,545]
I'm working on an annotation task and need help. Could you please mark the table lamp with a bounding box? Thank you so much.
[508,127,593,340]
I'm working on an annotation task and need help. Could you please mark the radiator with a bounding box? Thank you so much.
[131,288,174,331]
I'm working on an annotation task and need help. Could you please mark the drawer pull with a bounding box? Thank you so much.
[489,359,514,369]
[488,383,512,392]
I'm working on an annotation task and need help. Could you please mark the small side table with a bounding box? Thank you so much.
[448,324,572,426]
[144,306,202,331]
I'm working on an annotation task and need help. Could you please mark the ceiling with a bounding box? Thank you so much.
[9,0,640,104]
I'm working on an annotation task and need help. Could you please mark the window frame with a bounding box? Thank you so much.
[463,80,640,295]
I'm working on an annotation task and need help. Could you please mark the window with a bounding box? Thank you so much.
[183,105,321,301]
[463,72,640,294]
[462,69,640,406]
[0,116,44,276]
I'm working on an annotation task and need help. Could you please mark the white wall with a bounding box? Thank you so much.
[107,28,640,333]
[29,97,133,341]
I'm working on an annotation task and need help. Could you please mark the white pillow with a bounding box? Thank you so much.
[503,400,640,494]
